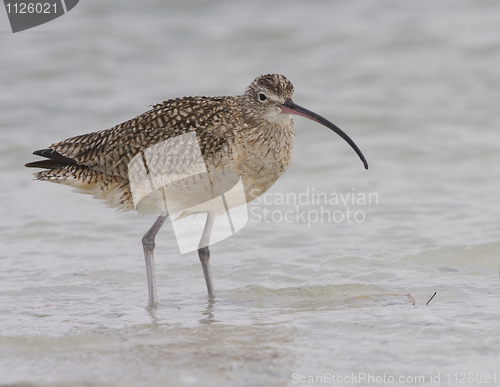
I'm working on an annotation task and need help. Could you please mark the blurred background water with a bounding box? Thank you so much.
[1,1,500,386]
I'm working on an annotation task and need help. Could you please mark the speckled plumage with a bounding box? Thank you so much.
[28,74,296,214]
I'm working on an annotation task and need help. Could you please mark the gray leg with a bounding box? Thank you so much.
[198,213,216,298]
[142,213,168,307]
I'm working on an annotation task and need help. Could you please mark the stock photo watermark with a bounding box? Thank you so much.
[127,133,374,254]
[291,372,497,385]
[249,187,378,226]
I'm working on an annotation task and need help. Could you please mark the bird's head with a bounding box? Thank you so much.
[243,74,295,125]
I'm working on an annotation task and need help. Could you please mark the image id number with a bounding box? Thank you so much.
[447,373,497,384]
[5,3,57,14]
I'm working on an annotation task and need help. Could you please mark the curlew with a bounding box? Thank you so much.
[26,74,368,307]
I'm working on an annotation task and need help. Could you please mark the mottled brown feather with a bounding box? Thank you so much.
[26,74,296,213]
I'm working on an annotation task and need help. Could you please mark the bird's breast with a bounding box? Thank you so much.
[231,121,295,202]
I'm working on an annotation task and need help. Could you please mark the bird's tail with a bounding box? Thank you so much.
[25,148,77,169]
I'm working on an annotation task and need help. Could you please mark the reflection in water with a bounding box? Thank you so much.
[199,298,217,325]
[144,297,218,326]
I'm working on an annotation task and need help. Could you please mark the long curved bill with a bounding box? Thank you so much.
[280,99,368,170]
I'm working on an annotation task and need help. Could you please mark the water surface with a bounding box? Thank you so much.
[1,1,499,386]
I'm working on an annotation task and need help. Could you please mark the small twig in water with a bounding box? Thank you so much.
[426,292,437,305]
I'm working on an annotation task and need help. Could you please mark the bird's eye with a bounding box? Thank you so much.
[258,93,267,102]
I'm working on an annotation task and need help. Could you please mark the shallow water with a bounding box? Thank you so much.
[1,1,500,386]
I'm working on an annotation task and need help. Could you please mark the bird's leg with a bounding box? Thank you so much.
[198,213,216,298]
[142,213,168,307]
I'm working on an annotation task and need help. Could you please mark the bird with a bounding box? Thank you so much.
[25,74,368,307]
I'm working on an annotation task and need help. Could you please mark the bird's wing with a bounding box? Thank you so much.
[46,96,237,179]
